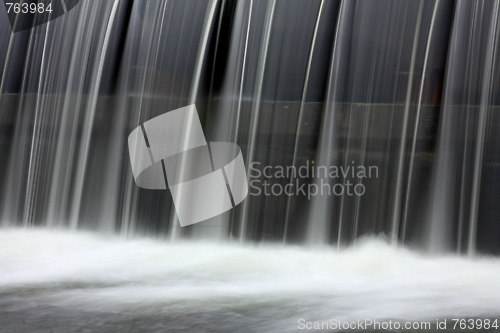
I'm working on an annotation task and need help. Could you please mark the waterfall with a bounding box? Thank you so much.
[0,0,499,255]
[2,1,500,331]
[426,0,500,255]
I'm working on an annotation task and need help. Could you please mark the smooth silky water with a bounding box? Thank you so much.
[1,0,500,332]
[1,230,500,332]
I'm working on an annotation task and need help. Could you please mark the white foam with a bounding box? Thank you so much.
[1,229,499,324]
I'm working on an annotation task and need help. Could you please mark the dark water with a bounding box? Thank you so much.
[1,1,500,331]
[0,0,499,253]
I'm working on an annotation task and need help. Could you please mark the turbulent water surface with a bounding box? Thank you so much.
[1,229,499,332]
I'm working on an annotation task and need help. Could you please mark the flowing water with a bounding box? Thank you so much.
[1,229,500,332]
[0,0,500,331]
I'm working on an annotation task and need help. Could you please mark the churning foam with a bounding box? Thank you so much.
[1,229,499,328]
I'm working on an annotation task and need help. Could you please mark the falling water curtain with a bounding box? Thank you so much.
[0,0,499,254]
